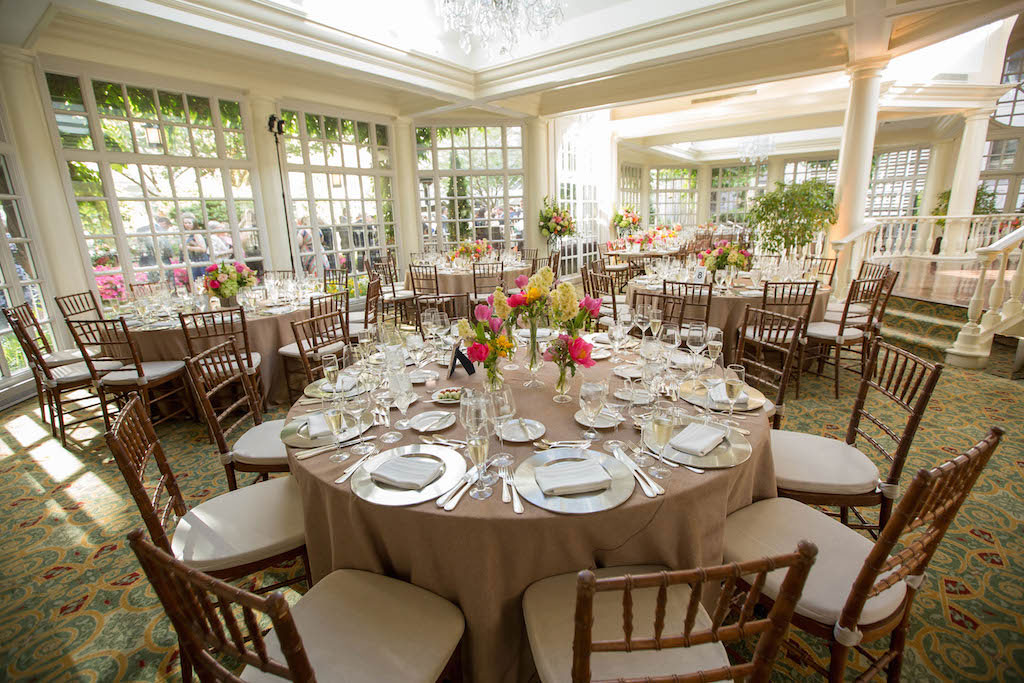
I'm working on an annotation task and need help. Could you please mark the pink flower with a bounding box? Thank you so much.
[741,249,751,257]
[542,347,554,362]
[487,293,495,306]
[579,296,601,317]
[515,274,529,289]
[206,264,218,273]
[474,304,492,322]
[714,248,724,256]
[508,293,526,307]
[553,215,561,223]
[467,342,489,363]
[567,337,596,368]
[217,273,228,282]
[209,279,220,289]
[234,262,245,273]
[488,317,502,334]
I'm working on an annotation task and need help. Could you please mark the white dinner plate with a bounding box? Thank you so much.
[590,348,611,360]
[497,418,546,442]
[410,369,439,384]
[430,388,463,404]
[612,364,643,380]
[613,387,654,405]
[409,411,456,433]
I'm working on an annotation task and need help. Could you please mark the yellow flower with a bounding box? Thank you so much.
[495,334,513,358]
[525,286,544,304]
[492,288,511,319]
[457,318,474,343]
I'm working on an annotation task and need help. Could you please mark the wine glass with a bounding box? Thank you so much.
[609,319,628,363]
[628,399,654,467]
[699,361,722,425]
[649,306,663,341]
[321,353,339,391]
[463,394,494,500]
[723,364,746,427]
[706,328,723,366]
[686,322,707,370]
[579,380,607,441]
[647,400,675,480]
[661,323,680,357]
[634,304,651,340]
[391,373,415,430]
[324,399,350,464]
[376,385,401,443]
[489,387,516,467]
[343,393,376,457]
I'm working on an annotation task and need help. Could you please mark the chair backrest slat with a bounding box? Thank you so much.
[67,318,143,379]
[661,281,713,326]
[6,303,53,353]
[291,310,350,384]
[323,267,349,294]
[472,262,504,296]
[185,339,262,455]
[55,290,101,321]
[179,308,255,367]
[734,306,803,429]
[409,264,439,296]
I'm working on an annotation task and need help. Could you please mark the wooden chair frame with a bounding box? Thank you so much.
[186,339,281,490]
[409,264,440,297]
[858,261,890,280]
[129,281,169,299]
[589,272,619,326]
[548,248,561,277]
[632,291,689,333]
[323,267,349,294]
[291,309,351,384]
[4,304,63,422]
[179,308,264,409]
[734,306,804,429]
[263,269,296,280]
[773,427,1002,682]
[759,281,818,397]
[804,256,838,287]
[570,542,818,683]
[661,281,713,327]
[806,276,884,398]
[781,338,943,535]
[55,290,102,321]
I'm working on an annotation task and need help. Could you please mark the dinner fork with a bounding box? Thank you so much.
[498,464,523,514]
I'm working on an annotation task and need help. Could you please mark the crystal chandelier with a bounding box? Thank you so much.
[738,135,776,164]
[437,0,565,56]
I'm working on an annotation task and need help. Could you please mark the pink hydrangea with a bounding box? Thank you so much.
[467,342,489,363]
[235,262,246,273]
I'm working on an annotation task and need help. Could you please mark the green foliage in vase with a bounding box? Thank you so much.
[748,179,837,254]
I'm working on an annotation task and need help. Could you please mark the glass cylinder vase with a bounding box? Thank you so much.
[553,363,573,403]
[524,319,544,388]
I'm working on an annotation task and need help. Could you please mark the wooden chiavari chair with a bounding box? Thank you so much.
[67,317,190,431]
[548,248,561,277]
[626,254,659,280]
[521,247,538,264]
[725,427,1002,682]
[349,275,380,339]
[754,280,818,397]
[5,312,113,446]
[632,291,689,333]
[589,272,622,327]
[107,394,308,594]
[179,308,263,408]
[858,260,890,280]
[5,303,86,367]
[409,264,440,297]
[55,290,102,321]
[522,542,817,683]
[661,281,714,330]
[186,339,288,490]
[324,267,349,294]
[264,269,296,280]
[290,309,351,384]
[415,294,470,337]
[804,256,838,287]
[278,291,350,401]
[805,276,884,398]
[371,256,413,322]
[471,262,504,303]
[774,338,943,534]
[128,526,464,683]
[734,306,804,429]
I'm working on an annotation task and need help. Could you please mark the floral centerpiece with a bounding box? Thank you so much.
[542,285,601,402]
[538,197,576,246]
[698,240,751,273]
[611,206,642,236]
[495,267,555,386]
[451,239,493,262]
[458,304,514,390]
[203,261,258,305]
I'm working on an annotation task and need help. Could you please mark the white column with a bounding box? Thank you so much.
[832,60,886,291]
[696,165,711,224]
[639,162,651,228]
[524,117,550,255]
[916,139,953,253]
[0,49,89,299]
[392,118,420,275]
[766,156,785,190]
[943,109,993,256]
[248,95,292,271]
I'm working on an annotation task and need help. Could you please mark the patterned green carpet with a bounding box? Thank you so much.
[0,347,1020,681]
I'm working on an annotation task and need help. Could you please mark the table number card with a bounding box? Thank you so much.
[447,340,476,378]
[694,266,708,284]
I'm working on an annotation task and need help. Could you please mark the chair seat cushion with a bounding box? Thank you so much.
[232,419,289,466]
[47,359,123,386]
[601,295,628,306]
[383,288,414,301]
[523,565,730,683]
[171,475,304,573]
[605,263,628,271]
[826,301,869,315]
[242,569,464,683]
[724,497,907,625]
[771,430,880,495]
[228,351,262,376]
[278,340,346,360]
[42,347,95,367]
[598,315,615,328]
[743,326,796,343]
[805,321,865,343]
[102,360,185,386]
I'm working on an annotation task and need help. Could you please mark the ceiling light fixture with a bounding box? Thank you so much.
[738,134,776,164]
[437,0,565,56]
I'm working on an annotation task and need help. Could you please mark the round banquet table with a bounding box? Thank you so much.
[285,350,778,683]
[625,278,831,363]
[131,306,309,406]
[404,262,533,295]
[605,248,681,259]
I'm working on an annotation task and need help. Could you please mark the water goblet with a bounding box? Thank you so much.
[489,386,516,466]
[579,380,607,441]
[344,393,376,457]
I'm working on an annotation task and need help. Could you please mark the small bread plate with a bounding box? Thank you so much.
[643,424,751,469]
[612,364,643,380]
[573,409,623,429]
[350,445,466,506]
[513,448,635,514]
[279,416,371,448]
[613,387,654,405]
[590,347,611,360]
[680,380,766,412]
[303,377,366,400]
[409,410,457,433]
[431,387,463,404]
[410,368,440,384]
[496,418,546,442]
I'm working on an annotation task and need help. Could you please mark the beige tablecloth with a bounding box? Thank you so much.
[286,349,777,682]
[404,264,533,295]
[625,280,831,362]
[132,307,308,405]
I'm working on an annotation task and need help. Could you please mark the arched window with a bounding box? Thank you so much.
[994,48,1024,126]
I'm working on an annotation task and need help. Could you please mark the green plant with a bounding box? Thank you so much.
[933,185,999,217]
[747,179,836,254]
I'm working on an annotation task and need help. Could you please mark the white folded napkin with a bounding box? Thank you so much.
[709,382,749,407]
[306,412,332,439]
[534,459,612,496]
[590,333,610,345]
[323,375,357,394]
[669,423,727,457]
[370,457,443,490]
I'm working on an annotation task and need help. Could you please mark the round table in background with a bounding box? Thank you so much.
[131,306,309,406]
[286,350,777,683]
[405,263,533,295]
[625,279,831,362]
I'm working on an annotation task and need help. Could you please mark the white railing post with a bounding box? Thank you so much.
[981,253,1008,327]
[1003,252,1024,319]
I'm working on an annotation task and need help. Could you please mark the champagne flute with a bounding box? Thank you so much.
[628,400,653,467]
[609,319,627,363]
[463,394,495,499]
[635,304,651,340]
[489,387,516,467]
[686,322,707,372]
[699,361,722,425]
[647,400,674,480]
[723,364,746,427]
[344,393,376,457]
[325,400,350,464]
[706,328,723,366]
[579,380,607,441]
[649,306,663,341]
[321,353,340,391]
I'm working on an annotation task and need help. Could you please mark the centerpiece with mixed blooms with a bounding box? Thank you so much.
[698,240,751,273]
[203,261,258,304]
[451,239,493,262]
[542,285,601,402]
[458,304,515,390]
[611,206,642,236]
[538,196,576,246]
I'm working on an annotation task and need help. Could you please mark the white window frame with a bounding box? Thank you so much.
[866,146,930,217]
[414,122,525,253]
[38,58,268,305]
[994,48,1024,127]
[555,134,600,276]
[782,158,838,184]
[710,164,768,224]
[279,101,398,287]
[649,166,698,228]
[618,163,643,213]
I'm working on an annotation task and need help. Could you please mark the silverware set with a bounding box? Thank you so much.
[497,464,523,514]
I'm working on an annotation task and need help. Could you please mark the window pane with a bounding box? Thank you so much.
[158,91,186,122]
[78,200,112,235]
[0,156,11,196]
[127,86,158,119]
[219,100,243,129]
[134,122,165,154]
[56,114,92,150]
[188,95,212,126]
[1,200,23,239]
[68,161,104,196]
[93,81,126,116]
[46,73,86,112]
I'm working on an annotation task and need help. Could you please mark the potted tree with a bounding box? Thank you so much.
[748,179,837,255]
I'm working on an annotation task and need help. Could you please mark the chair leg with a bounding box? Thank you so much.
[886,603,913,683]
[178,640,193,683]
[833,343,842,398]
[55,391,69,448]
[301,547,312,589]
[224,464,239,491]
[97,386,113,433]
[828,642,851,682]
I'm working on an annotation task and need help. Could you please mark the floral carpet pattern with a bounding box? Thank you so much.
[0,351,1021,681]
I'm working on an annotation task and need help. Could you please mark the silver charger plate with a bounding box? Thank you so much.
[679,380,766,412]
[497,418,546,442]
[350,444,466,506]
[514,448,635,514]
[409,410,456,433]
[643,423,752,469]
[303,378,366,400]
[279,416,371,448]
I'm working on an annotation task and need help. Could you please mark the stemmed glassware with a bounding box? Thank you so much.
[661,323,680,357]
[462,391,496,499]
[324,398,350,464]
[489,387,516,467]
[634,304,651,340]
[391,373,416,430]
[609,318,628,363]
[722,364,746,427]
[647,401,674,480]
[343,392,377,457]
[578,380,607,441]
[699,360,722,425]
[628,398,653,467]
[648,306,663,341]
[706,328,723,367]
[321,353,340,393]
[686,322,707,374]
